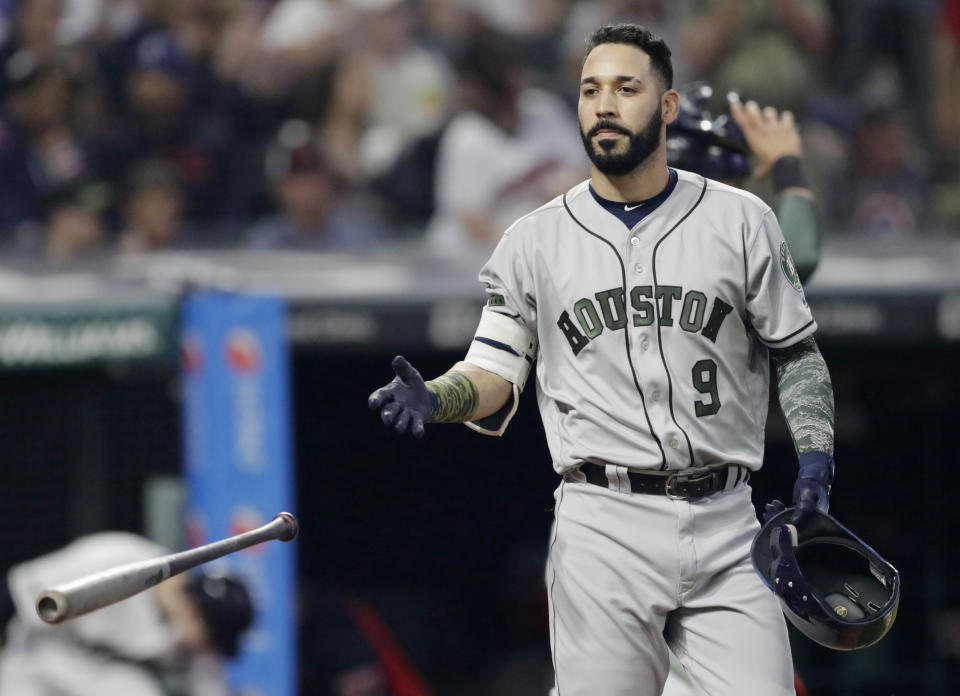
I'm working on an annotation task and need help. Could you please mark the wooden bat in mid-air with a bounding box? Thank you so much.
[35,512,299,624]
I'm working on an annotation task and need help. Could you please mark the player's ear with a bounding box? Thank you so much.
[661,89,680,125]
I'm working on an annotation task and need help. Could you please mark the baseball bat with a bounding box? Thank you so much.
[35,512,298,625]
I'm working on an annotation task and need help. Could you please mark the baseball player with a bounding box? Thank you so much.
[369,23,835,696]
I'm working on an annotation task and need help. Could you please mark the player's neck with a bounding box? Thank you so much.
[590,151,670,202]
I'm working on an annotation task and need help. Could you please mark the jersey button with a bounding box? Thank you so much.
[651,389,661,401]
[640,337,650,351]
[634,263,644,273]
[630,237,640,246]
[669,438,680,449]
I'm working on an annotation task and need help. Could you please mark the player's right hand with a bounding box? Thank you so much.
[367,355,437,438]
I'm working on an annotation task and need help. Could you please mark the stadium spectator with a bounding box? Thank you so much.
[55,0,108,47]
[0,0,101,112]
[0,0,67,77]
[246,119,388,251]
[349,0,452,180]
[675,0,831,115]
[934,0,960,152]
[417,0,472,59]
[0,52,92,236]
[456,0,567,76]
[0,532,253,696]
[259,0,343,76]
[299,50,378,189]
[935,0,960,153]
[116,158,221,252]
[150,0,221,64]
[820,96,933,237]
[37,177,111,262]
[424,29,586,257]
[204,0,340,131]
[826,0,934,125]
[90,30,240,224]
[0,0,936,255]
[931,0,960,228]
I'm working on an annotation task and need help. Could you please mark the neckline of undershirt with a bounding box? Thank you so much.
[588,168,679,229]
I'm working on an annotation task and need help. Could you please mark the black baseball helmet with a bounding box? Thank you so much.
[666,82,751,181]
[751,507,900,651]
[185,571,255,658]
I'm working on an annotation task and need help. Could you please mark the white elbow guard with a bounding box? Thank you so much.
[464,308,538,436]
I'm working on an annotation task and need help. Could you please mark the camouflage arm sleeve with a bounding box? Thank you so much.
[425,372,480,423]
[770,336,835,455]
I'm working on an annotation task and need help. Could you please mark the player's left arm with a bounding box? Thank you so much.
[769,336,835,524]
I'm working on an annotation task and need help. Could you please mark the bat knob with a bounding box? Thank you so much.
[274,512,299,541]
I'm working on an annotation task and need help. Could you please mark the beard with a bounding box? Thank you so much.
[580,105,663,176]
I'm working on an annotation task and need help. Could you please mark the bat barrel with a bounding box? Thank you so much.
[35,512,298,624]
[35,558,174,624]
[36,591,68,624]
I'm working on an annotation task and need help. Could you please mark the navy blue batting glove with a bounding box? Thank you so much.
[790,451,834,525]
[367,355,438,438]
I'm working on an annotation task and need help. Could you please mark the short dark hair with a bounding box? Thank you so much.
[585,24,674,90]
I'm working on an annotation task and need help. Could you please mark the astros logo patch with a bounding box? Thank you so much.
[779,242,802,292]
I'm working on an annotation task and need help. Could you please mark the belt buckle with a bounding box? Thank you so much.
[665,471,714,500]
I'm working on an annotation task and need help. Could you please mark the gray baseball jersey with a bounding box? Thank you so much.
[476,168,815,474]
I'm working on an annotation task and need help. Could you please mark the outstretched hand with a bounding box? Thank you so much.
[367,355,437,438]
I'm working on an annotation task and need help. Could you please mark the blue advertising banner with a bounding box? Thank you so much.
[181,292,296,696]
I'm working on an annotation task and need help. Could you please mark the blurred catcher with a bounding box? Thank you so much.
[667,81,820,283]
[0,532,253,696]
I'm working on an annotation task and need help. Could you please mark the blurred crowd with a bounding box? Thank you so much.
[0,0,957,265]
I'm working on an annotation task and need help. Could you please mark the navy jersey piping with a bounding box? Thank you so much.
[547,479,565,695]
[762,319,816,347]
[562,191,667,468]
[474,336,520,356]
[651,176,708,468]
[742,218,750,319]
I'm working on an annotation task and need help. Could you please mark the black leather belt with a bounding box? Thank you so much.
[579,462,749,500]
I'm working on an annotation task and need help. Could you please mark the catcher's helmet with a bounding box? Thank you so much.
[751,507,900,651]
[666,82,750,181]
[185,571,255,658]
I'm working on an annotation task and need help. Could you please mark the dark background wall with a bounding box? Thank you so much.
[0,339,957,695]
